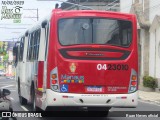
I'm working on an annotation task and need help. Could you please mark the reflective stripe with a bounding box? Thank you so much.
[37,88,43,91]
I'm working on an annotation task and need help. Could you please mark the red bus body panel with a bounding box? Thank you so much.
[47,10,138,94]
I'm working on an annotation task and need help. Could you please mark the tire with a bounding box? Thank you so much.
[32,89,36,111]
[18,82,27,105]
[31,85,40,111]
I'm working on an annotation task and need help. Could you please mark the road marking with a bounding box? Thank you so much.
[138,99,160,106]
[21,106,29,111]
[1,85,14,88]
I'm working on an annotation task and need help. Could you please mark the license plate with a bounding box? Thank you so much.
[85,86,104,93]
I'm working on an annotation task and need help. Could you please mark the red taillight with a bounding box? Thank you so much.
[129,69,138,93]
[52,80,57,84]
[50,67,59,92]
[131,81,137,86]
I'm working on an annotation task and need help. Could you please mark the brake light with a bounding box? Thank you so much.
[50,67,59,92]
[52,80,57,84]
[131,81,137,86]
[128,69,138,93]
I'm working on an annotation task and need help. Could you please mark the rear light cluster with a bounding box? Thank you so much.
[50,67,59,92]
[128,69,138,93]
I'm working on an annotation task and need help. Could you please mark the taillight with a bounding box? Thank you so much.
[131,81,137,86]
[51,74,57,79]
[52,79,57,84]
[50,67,59,92]
[128,69,138,93]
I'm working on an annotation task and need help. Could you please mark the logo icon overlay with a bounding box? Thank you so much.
[70,63,76,73]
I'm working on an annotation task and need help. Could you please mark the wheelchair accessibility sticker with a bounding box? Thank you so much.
[60,84,68,92]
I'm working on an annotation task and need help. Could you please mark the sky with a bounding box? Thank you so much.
[0,0,62,41]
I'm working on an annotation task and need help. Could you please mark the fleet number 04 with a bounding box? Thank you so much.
[97,64,129,71]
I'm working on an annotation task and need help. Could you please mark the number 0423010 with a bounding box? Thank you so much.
[97,64,129,71]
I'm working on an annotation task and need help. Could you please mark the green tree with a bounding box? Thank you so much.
[0,41,3,48]
[0,41,8,55]
[3,53,9,62]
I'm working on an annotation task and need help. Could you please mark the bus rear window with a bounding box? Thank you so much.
[58,18,132,47]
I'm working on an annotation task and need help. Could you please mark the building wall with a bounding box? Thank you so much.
[149,17,160,88]
[61,0,120,11]
[120,0,132,13]
[155,27,160,79]
[139,29,149,75]
[80,2,111,10]
[140,29,145,76]
[79,2,110,10]
[149,32,156,77]
[149,0,160,88]
[149,0,160,22]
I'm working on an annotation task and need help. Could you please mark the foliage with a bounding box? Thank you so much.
[143,76,157,89]
[3,54,9,62]
[0,41,8,55]
[0,65,4,69]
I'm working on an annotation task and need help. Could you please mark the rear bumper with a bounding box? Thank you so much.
[45,89,138,109]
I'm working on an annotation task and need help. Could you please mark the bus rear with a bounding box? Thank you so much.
[46,10,138,110]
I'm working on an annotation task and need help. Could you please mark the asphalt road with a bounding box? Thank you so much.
[0,76,160,120]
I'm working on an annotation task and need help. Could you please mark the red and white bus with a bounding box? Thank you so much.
[13,9,138,114]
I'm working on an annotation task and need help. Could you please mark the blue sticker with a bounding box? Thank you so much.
[75,80,79,83]
[60,84,68,92]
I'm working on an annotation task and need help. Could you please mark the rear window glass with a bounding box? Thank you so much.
[58,18,132,47]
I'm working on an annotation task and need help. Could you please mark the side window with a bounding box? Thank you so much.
[33,31,37,60]
[19,37,25,61]
[36,29,41,60]
[33,29,41,60]
[27,34,30,60]
[17,46,20,62]
[13,43,19,66]
[121,22,132,46]
[30,32,35,60]
[45,24,49,60]
[27,33,33,61]
[27,29,41,61]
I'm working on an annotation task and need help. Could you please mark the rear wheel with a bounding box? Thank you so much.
[31,84,40,111]
[18,81,27,105]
